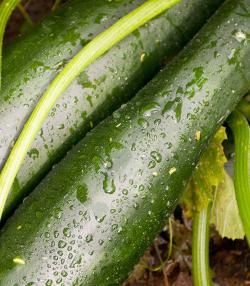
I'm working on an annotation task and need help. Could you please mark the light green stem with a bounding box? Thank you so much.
[228,110,250,245]
[0,0,21,89]
[0,0,180,219]
[150,217,173,272]
[237,98,250,121]
[192,203,212,286]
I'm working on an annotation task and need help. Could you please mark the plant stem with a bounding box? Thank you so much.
[154,242,169,286]
[237,98,250,121]
[0,0,180,219]
[0,0,20,89]
[17,3,33,26]
[228,110,250,245]
[192,203,212,286]
[52,0,61,11]
[150,217,173,272]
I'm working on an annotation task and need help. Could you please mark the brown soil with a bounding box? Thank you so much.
[124,213,250,286]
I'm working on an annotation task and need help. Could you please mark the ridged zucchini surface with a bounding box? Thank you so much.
[0,0,224,217]
[1,0,249,285]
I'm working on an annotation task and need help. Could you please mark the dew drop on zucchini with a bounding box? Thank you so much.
[150,151,162,163]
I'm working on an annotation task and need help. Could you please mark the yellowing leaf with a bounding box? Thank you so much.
[182,127,227,217]
[211,171,245,240]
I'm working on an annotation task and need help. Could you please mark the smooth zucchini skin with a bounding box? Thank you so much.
[0,0,224,218]
[1,0,250,285]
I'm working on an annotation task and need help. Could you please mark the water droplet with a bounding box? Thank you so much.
[63,228,71,237]
[46,280,53,286]
[140,102,160,117]
[112,224,118,231]
[58,240,67,248]
[138,118,149,129]
[154,118,161,125]
[166,142,172,149]
[133,203,139,210]
[54,208,62,219]
[70,255,82,268]
[44,232,50,238]
[104,159,113,169]
[122,189,128,195]
[58,124,65,130]
[150,151,162,163]
[131,143,136,151]
[95,215,106,223]
[98,239,104,245]
[61,270,68,277]
[139,185,145,191]
[92,202,108,223]
[103,173,116,194]
[86,234,93,243]
[54,231,59,238]
[148,160,156,169]
[234,30,246,42]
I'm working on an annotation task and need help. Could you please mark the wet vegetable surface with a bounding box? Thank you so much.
[0,0,249,285]
[0,0,223,219]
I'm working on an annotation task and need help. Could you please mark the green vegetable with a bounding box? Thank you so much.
[0,0,223,219]
[0,0,181,220]
[228,110,250,244]
[0,0,20,89]
[0,0,249,284]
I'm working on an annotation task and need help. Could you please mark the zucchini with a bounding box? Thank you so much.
[1,0,249,285]
[0,0,224,218]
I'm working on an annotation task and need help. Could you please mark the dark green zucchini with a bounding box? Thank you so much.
[1,0,249,285]
[0,0,224,218]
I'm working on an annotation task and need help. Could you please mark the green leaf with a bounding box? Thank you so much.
[211,171,245,240]
[182,127,227,217]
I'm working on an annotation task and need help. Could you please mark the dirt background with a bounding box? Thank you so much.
[4,1,250,285]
